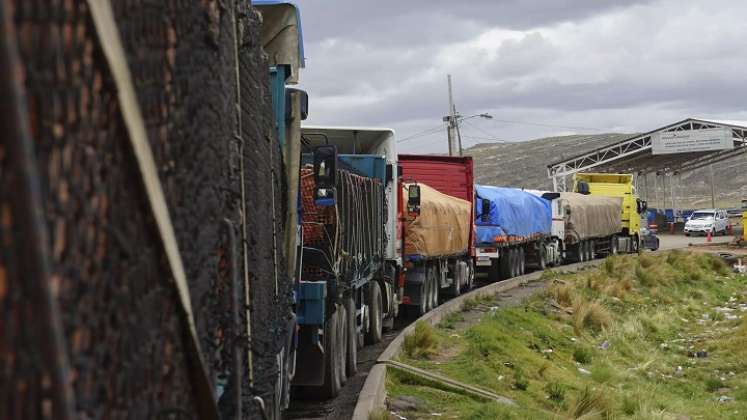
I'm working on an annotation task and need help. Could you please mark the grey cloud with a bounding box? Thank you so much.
[297,0,747,154]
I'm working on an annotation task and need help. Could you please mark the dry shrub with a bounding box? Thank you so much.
[604,277,633,299]
[638,253,657,268]
[548,282,578,307]
[634,262,676,288]
[566,386,611,419]
[572,301,612,335]
[403,321,438,359]
[585,272,608,293]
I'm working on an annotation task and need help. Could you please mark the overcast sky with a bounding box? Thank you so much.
[297,0,747,153]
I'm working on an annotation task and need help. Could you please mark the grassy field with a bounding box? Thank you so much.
[386,251,747,419]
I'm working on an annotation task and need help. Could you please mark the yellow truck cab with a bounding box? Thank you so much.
[573,173,647,252]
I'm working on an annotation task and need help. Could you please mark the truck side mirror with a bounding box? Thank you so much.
[407,184,421,217]
[636,199,647,214]
[285,88,309,121]
[313,145,337,206]
[577,181,590,195]
[481,199,490,223]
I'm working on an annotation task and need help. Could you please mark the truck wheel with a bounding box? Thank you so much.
[338,305,348,386]
[488,258,500,282]
[431,270,441,309]
[610,237,618,255]
[500,249,512,279]
[538,246,547,270]
[451,268,461,297]
[510,248,519,277]
[416,279,428,316]
[365,282,383,344]
[345,297,357,377]
[320,309,341,398]
[424,270,433,312]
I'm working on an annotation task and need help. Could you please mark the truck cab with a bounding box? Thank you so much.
[573,173,648,253]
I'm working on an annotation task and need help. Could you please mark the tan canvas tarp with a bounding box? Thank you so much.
[403,183,471,257]
[559,192,622,241]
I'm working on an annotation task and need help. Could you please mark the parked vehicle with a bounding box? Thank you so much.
[291,127,398,398]
[398,155,475,315]
[475,187,554,281]
[572,173,649,254]
[684,209,729,236]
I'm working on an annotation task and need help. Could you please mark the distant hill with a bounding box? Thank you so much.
[464,134,747,209]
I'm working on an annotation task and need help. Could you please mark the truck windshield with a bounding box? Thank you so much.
[690,212,714,220]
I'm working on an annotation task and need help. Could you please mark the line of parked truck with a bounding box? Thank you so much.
[254,2,659,415]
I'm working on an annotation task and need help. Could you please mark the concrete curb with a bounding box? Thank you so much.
[351,260,604,420]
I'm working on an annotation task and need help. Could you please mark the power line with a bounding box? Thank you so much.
[397,124,446,143]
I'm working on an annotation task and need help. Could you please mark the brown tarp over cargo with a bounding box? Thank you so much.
[559,192,622,241]
[403,183,471,257]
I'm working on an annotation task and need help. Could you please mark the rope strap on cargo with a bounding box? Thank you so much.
[85,1,218,417]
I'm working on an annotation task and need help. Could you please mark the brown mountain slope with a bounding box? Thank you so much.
[465,134,747,209]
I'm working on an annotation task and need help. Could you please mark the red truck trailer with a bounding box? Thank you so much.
[397,155,475,315]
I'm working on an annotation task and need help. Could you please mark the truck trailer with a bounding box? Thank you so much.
[572,173,650,255]
[474,186,554,282]
[398,155,475,315]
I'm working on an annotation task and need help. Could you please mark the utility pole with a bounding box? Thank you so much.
[709,164,716,208]
[445,74,459,156]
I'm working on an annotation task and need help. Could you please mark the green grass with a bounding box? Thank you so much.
[388,251,747,419]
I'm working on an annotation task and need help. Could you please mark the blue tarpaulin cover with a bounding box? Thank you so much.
[475,185,551,245]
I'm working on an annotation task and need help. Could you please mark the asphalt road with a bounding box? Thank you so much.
[657,232,733,250]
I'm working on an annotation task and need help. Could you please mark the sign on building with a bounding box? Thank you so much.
[652,127,733,155]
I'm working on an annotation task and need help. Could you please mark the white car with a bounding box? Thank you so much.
[684,209,729,236]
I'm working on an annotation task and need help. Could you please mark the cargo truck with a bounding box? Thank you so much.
[572,173,650,255]
[256,1,307,416]
[292,127,399,398]
[474,187,555,282]
[398,155,475,315]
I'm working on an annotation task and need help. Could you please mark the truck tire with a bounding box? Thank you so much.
[500,249,512,279]
[610,237,618,255]
[538,245,547,270]
[430,268,440,309]
[510,248,519,277]
[425,269,434,312]
[320,309,341,398]
[488,258,500,283]
[417,280,428,316]
[451,266,461,297]
[365,282,383,344]
[338,305,348,386]
[345,297,357,377]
